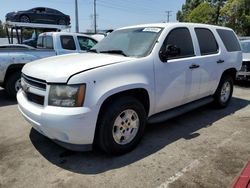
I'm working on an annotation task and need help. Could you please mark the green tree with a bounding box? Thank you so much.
[220,0,250,35]
[177,0,204,22]
[188,3,216,24]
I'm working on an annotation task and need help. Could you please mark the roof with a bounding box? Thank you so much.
[119,22,233,31]
[39,32,99,41]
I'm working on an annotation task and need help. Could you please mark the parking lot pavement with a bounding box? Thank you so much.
[0,83,250,188]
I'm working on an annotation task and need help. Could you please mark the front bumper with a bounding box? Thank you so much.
[17,90,98,151]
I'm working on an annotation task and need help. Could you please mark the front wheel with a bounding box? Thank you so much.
[96,96,146,155]
[213,75,234,108]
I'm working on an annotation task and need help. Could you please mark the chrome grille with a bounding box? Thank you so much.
[21,74,47,106]
[22,74,46,90]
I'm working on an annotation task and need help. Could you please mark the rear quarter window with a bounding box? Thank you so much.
[217,29,241,52]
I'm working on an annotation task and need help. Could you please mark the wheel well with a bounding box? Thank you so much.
[4,64,24,86]
[98,88,150,117]
[222,68,237,80]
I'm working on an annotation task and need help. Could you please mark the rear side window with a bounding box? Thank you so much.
[163,27,194,59]
[60,35,76,50]
[195,28,218,55]
[217,29,241,52]
[36,36,53,49]
[44,36,53,49]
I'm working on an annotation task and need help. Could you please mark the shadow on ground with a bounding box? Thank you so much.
[29,97,250,175]
[0,89,17,107]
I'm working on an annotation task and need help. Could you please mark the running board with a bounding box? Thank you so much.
[148,96,214,124]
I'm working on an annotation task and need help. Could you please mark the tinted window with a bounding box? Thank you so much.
[195,28,218,55]
[60,36,76,50]
[217,29,241,52]
[77,36,97,50]
[163,28,194,59]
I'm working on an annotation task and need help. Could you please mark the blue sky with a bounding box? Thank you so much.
[0,0,185,32]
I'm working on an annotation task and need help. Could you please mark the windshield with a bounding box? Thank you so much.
[240,41,250,53]
[91,27,163,57]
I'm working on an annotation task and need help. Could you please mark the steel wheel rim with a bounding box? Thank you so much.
[220,81,231,103]
[112,109,140,145]
[15,78,21,92]
[20,16,30,23]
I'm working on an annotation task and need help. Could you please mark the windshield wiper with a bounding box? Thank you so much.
[99,50,128,57]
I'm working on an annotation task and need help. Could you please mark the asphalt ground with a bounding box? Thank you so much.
[0,82,250,188]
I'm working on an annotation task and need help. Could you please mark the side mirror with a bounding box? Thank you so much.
[159,45,181,62]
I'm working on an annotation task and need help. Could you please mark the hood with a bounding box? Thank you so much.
[22,53,134,83]
[243,53,250,62]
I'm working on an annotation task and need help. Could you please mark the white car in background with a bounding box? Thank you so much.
[237,39,250,81]
[0,32,98,97]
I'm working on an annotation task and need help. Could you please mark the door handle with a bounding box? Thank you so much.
[189,64,200,69]
[217,59,224,64]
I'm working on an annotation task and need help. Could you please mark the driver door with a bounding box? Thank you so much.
[154,27,202,113]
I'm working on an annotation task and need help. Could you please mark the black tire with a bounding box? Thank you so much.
[58,19,66,25]
[213,74,234,108]
[6,72,21,98]
[96,96,146,155]
[19,15,30,23]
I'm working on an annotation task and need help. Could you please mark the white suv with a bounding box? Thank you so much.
[17,23,242,155]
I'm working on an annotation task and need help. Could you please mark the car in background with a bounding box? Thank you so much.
[237,39,250,81]
[0,32,98,98]
[5,7,70,25]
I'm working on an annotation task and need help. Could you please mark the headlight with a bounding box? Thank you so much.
[49,84,86,107]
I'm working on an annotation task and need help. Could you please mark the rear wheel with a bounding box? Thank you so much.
[213,75,233,108]
[19,15,30,23]
[6,72,21,98]
[96,96,146,155]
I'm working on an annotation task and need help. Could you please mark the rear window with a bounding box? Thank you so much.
[195,28,218,55]
[37,36,53,49]
[217,29,241,52]
[60,35,76,50]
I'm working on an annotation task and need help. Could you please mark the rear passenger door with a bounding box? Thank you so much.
[194,28,221,98]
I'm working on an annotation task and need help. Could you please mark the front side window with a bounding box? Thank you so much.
[91,27,163,57]
[195,28,218,55]
[60,35,76,50]
[161,27,195,60]
[77,36,97,50]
